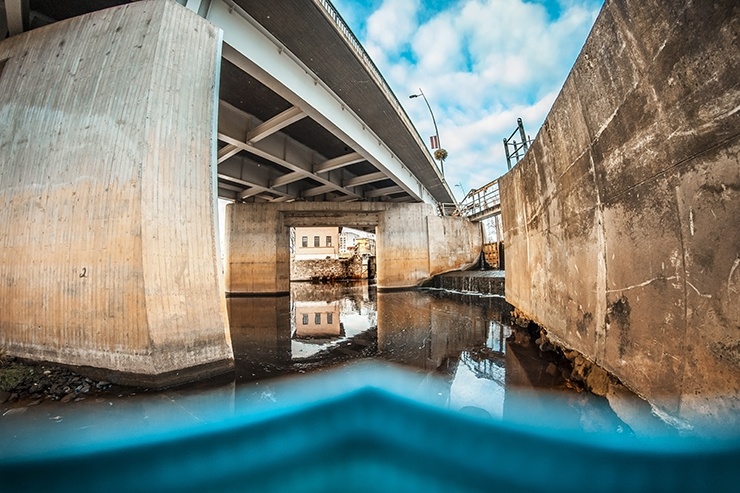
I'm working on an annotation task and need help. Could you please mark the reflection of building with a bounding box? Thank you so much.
[294,227,339,260]
[294,301,344,339]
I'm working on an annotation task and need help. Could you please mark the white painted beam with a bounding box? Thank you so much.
[345,171,386,187]
[314,152,364,174]
[207,1,441,206]
[218,130,363,200]
[333,195,360,202]
[271,171,304,188]
[302,184,334,197]
[218,182,243,192]
[237,188,259,200]
[248,106,306,143]
[217,144,240,163]
[218,101,364,199]
[218,172,292,200]
[218,101,370,199]
[5,0,28,36]
[217,173,252,187]
[365,185,403,198]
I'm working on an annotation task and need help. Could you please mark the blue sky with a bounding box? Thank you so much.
[331,0,604,200]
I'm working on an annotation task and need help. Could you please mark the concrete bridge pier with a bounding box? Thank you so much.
[0,1,234,386]
[224,202,482,294]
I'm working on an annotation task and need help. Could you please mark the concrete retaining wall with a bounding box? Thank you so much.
[291,256,365,281]
[0,1,233,386]
[427,215,483,276]
[500,0,739,434]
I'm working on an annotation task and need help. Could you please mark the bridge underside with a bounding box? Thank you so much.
[0,1,462,385]
[1,0,453,206]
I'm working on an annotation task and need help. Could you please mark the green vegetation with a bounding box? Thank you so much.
[0,362,33,392]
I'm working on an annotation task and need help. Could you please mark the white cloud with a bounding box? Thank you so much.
[365,0,421,53]
[412,12,465,73]
[349,0,602,200]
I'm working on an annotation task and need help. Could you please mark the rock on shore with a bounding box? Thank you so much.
[0,356,115,406]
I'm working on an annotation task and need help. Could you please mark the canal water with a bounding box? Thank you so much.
[228,281,667,435]
[1,281,675,458]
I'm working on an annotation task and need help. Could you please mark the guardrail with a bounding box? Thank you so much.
[312,0,434,165]
[456,179,501,221]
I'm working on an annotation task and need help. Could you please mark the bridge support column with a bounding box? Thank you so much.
[224,204,291,295]
[376,203,483,289]
[225,202,481,294]
[0,1,234,386]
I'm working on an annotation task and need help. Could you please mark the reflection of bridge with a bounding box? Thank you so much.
[458,320,510,384]
[459,350,505,385]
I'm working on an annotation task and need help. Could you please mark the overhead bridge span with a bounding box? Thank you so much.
[0,0,472,386]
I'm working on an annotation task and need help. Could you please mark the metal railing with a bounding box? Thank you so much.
[312,0,435,168]
[457,179,501,221]
[503,118,533,170]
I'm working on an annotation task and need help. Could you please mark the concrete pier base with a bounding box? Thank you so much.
[0,1,234,386]
[225,202,482,293]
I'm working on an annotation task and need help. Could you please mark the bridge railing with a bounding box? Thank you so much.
[312,0,435,166]
[457,179,501,222]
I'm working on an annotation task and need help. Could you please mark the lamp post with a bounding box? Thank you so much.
[409,88,444,176]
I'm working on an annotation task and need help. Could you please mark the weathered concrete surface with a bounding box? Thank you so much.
[291,256,365,281]
[225,202,481,293]
[432,271,505,296]
[427,212,483,279]
[376,203,483,287]
[0,1,233,386]
[500,0,739,434]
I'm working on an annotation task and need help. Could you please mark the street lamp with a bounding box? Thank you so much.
[409,88,445,176]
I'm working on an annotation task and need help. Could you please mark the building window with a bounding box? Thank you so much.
[302,314,309,325]
[327,313,333,324]
[326,236,332,247]
[302,236,308,248]
[314,236,320,247]
[314,313,321,324]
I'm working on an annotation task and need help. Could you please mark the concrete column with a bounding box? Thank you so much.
[376,204,432,289]
[0,1,233,386]
[225,201,481,293]
[377,204,481,289]
[427,215,483,275]
[225,203,290,295]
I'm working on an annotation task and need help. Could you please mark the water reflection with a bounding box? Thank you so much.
[226,282,379,382]
[226,281,662,435]
[290,282,376,361]
[1,280,673,453]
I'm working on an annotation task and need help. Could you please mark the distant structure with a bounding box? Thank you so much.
[294,227,340,260]
[339,228,376,259]
[503,118,533,170]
